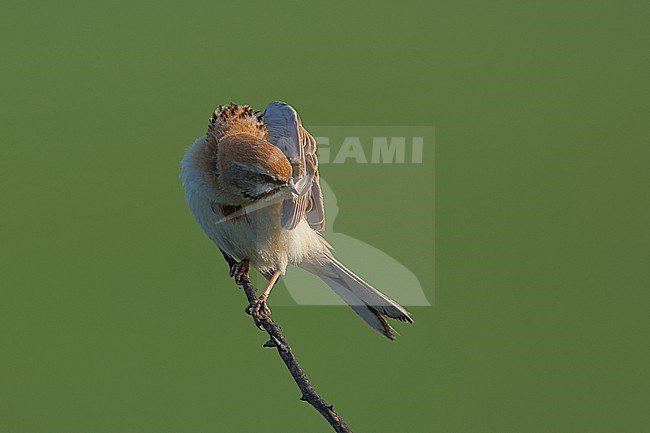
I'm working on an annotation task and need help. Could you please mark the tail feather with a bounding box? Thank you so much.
[300,254,413,339]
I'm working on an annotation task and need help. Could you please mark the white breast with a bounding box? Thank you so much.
[181,137,326,275]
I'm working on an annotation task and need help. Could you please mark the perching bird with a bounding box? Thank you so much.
[180,101,412,339]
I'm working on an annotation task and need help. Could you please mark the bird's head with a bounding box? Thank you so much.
[217,134,296,203]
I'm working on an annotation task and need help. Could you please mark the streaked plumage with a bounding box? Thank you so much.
[180,101,412,338]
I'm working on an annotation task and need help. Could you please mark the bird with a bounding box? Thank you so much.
[180,101,413,339]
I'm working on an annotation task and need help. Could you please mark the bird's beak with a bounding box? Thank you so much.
[287,179,300,196]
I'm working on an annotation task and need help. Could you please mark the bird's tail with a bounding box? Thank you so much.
[299,253,413,339]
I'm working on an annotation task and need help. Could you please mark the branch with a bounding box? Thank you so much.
[238,276,353,433]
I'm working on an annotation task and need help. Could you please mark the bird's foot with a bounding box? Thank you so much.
[245,297,271,327]
[229,259,249,285]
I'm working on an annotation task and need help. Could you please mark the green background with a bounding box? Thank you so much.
[1,1,648,432]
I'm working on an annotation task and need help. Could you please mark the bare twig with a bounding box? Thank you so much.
[238,275,353,433]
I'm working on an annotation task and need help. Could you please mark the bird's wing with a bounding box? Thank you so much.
[263,101,325,231]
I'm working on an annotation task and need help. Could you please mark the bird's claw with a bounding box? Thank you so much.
[229,259,249,285]
[245,297,270,327]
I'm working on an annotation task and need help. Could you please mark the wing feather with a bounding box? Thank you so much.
[263,101,325,231]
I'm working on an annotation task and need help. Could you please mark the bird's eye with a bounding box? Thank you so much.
[257,173,284,185]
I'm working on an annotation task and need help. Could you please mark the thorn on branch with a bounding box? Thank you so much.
[262,334,288,352]
[237,275,352,432]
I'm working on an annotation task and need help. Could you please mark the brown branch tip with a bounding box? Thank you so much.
[238,276,353,433]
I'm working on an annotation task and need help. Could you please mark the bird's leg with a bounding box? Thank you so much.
[246,270,281,325]
[229,258,250,285]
